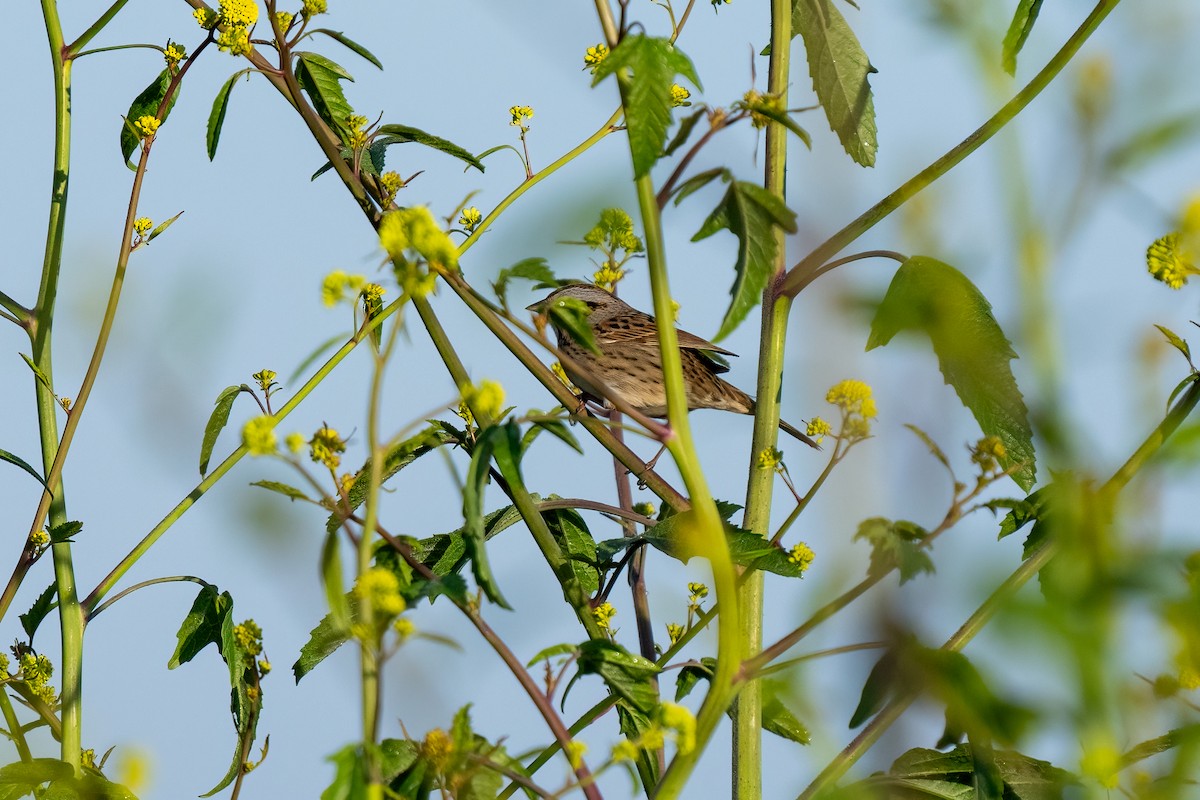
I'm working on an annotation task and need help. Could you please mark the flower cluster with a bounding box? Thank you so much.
[274,11,294,31]
[18,652,56,704]
[583,43,609,73]
[347,113,371,150]
[310,426,346,470]
[132,116,160,140]
[666,622,685,645]
[970,435,1007,474]
[788,542,815,573]
[133,217,153,237]
[826,379,877,439]
[1147,195,1200,289]
[378,171,405,206]
[509,105,534,130]
[670,84,692,108]
[592,261,625,291]
[252,369,277,392]
[459,379,506,426]
[208,0,260,55]
[355,567,407,617]
[321,269,368,307]
[301,0,327,17]
[233,619,263,655]
[805,416,832,444]
[243,416,277,455]
[379,207,458,296]
[611,702,697,761]
[757,447,783,470]
[740,88,785,129]
[592,602,617,631]
[458,206,482,232]
[164,41,187,69]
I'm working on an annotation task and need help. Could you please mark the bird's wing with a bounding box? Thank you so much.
[595,314,739,355]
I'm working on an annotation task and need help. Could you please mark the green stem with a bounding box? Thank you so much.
[64,0,133,56]
[88,575,209,619]
[734,0,792,791]
[779,0,1124,297]
[796,378,1200,799]
[0,691,33,763]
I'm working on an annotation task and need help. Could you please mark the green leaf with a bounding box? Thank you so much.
[43,772,138,799]
[849,649,898,728]
[792,0,877,166]
[0,447,50,493]
[671,167,728,207]
[200,385,252,476]
[290,333,344,384]
[292,595,357,683]
[326,424,459,533]
[692,179,798,341]
[202,601,263,797]
[664,107,706,157]
[48,520,82,545]
[1001,0,1044,76]
[521,416,583,456]
[543,508,600,594]
[591,34,702,178]
[616,698,660,788]
[1105,110,1200,173]
[547,296,601,354]
[376,124,485,172]
[997,488,1045,540]
[577,640,661,713]
[674,658,716,701]
[19,353,53,393]
[1155,324,1194,368]
[742,101,812,148]
[493,257,558,306]
[19,583,57,643]
[146,210,184,243]
[868,256,1036,491]
[120,68,178,169]
[294,52,355,142]
[169,585,229,669]
[250,480,314,503]
[309,29,384,69]
[462,425,516,608]
[762,679,810,744]
[207,71,247,160]
[854,517,934,584]
[526,643,578,668]
[322,745,367,800]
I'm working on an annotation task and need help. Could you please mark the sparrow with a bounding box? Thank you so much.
[527,284,819,448]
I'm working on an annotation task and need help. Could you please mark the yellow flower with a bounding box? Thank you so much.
[1147,233,1196,289]
[666,622,684,644]
[164,42,187,68]
[274,11,294,31]
[670,84,692,107]
[632,501,656,518]
[1079,738,1121,789]
[826,380,875,416]
[310,426,346,470]
[361,283,385,303]
[592,602,617,630]
[422,728,454,772]
[218,0,259,27]
[379,206,459,272]
[133,217,153,236]
[133,116,160,139]
[658,703,696,754]
[355,567,407,617]
[285,432,306,454]
[81,749,96,769]
[242,416,277,455]
[970,435,1007,472]
[216,26,252,55]
[252,369,276,390]
[301,0,327,17]
[29,529,50,549]
[583,44,609,72]
[805,417,832,442]
[321,269,368,307]
[458,206,482,232]
[194,7,219,29]
[611,739,639,762]
[565,740,587,769]
[233,619,263,654]
[592,261,625,290]
[258,658,271,675]
[393,617,416,639]
[462,379,506,423]
[58,396,72,412]
[509,105,535,127]
[687,582,708,600]
[756,447,782,470]
[378,171,405,204]
[788,542,815,572]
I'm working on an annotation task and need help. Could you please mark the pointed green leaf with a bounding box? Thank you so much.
[592,34,702,178]
[762,679,811,744]
[146,210,184,242]
[1001,0,1044,76]
[48,520,82,544]
[691,179,798,341]
[294,52,355,141]
[20,584,57,643]
[577,639,661,713]
[309,29,384,69]
[19,353,53,393]
[854,517,934,584]
[521,417,583,455]
[547,296,601,354]
[493,257,557,306]
[376,124,484,172]
[293,595,357,683]
[671,167,728,207]
[543,508,599,594]
[462,426,514,608]
[169,584,229,669]
[207,71,247,160]
[868,256,1036,490]
[250,480,314,503]
[1154,323,1193,367]
[200,385,252,476]
[792,0,877,166]
[526,643,578,668]
[0,447,50,493]
[201,601,263,797]
[664,107,706,157]
[1105,110,1200,173]
[120,68,178,169]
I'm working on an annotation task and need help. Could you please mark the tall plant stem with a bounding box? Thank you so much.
[780,0,1124,297]
[796,377,1200,799]
[734,0,792,795]
[33,0,82,769]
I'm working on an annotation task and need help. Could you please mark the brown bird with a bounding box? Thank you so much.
[527,284,819,449]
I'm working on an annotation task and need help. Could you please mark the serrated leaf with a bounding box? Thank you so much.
[293,595,357,683]
[675,658,716,701]
[48,520,82,544]
[250,480,313,503]
[1001,0,1044,76]
[169,585,229,669]
[664,107,706,157]
[309,29,384,69]
[120,68,178,169]
[0,447,50,493]
[592,34,702,178]
[20,584,57,643]
[200,385,252,476]
[376,124,484,172]
[997,488,1045,540]
[691,179,798,341]
[577,639,661,713]
[493,257,557,306]
[792,0,877,166]
[0,759,73,789]
[868,256,1036,491]
[19,353,53,393]
[543,508,600,594]
[854,517,934,584]
[207,71,247,161]
[44,771,138,799]
[294,52,355,142]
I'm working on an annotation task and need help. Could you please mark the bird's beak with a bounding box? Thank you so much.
[525,298,546,314]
